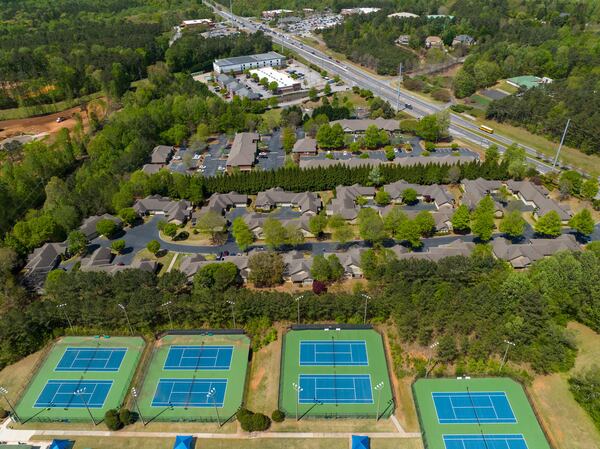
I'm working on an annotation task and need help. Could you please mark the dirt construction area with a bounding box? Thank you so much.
[0,106,87,141]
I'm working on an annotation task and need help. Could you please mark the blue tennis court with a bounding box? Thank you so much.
[55,347,127,372]
[34,380,113,408]
[433,391,516,424]
[443,434,528,449]
[151,379,227,407]
[299,340,368,366]
[298,374,373,404]
[164,345,233,370]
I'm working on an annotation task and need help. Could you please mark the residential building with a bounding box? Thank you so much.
[142,164,163,175]
[226,132,260,172]
[392,240,474,262]
[327,184,376,221]
[461,178,503,215]
[22,242,67,290]
[425,36,444,49]
[213,52,285,74]
[151,145,174,165]
[384,180,454,209]
[284,251,313,284]
[255,188,321,215]
[292,137,317,155]
[452,34,475,47]
[133,195,192,224]
[492,235,580,268]
[79,214,123,240]
[179,254,250,281]
[395,35,411,46]
[80,246,113,270]
[193,192,248,224]
[331,118,400,133]
[505,180,571,221]
[262,9,293,19]
[394,155,477,166]
[322,247,365,278]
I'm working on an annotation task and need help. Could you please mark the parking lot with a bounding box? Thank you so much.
[200,135,228,177]
[256,129,286,171]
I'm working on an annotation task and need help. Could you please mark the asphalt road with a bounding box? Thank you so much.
[205,2,582,177]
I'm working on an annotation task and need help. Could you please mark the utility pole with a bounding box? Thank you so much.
[292,382,303,421]
[553,118,570,169]
[500,340,515,371]
[361,294,371,324]
[207,387,221,426]
[74,388,96,426]
[295,295,304,325]
[118,303,134,335]
[57,303,73,332]
[374,382,384,422]
[0,387,20,423]
[226,300,236,328]
[131,388,146,426]
[161,301,173,329]
[396,63,403,110]
[425,341,439,378]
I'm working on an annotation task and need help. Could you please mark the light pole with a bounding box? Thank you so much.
[361,294,371,324]
[500,340,515,371]
[131,387,146,426]
[117,303,134,335]
[57,303,73,332]
[295,295,304,325]
[74,388,96,426]
[374,381,384,422]
[0,387,20,423]
[161,301,173,329]
[425,341,439,378]
[292,382,303,421]
[207,387,221,426]
[226,300,236,328]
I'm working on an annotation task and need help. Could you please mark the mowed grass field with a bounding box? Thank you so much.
[528,322,600,449]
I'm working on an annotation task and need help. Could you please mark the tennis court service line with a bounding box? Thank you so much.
[184,341,204,409]
[466,386,490,449]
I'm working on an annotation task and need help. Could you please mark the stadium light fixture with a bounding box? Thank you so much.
[57,303,74,331]
[374,381,385,422]
[117,303,134,335]
[226,300,236,328]
[161,301,173,329]
[207,387,221,426]
[292,382,303,421]
[131,387,146,426]
[74,387,96,425]
[360,294,371,324]
[500,340,516,371]
[295,295,304,325]
[0,387,20,423]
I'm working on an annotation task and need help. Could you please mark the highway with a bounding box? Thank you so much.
[206,2,570,175]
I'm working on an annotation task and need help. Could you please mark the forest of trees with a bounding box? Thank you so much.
[2,245,600,377]
[0,0,213,109]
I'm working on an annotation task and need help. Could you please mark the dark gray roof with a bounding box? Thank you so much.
[331,118,399,132]
[255,187,321,214]
[214,52,285,68]
[292,137,317,153]
[151,145,174,164]
[226,133,259,167]
[79,214,122,239]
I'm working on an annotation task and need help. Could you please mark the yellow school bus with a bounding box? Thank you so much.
[480,125,494,134]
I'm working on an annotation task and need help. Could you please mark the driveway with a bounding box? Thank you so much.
[256,129,285,171]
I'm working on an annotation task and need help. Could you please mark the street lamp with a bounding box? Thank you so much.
[425,341,439,378]
[131,387,146,426]
[0,387,20,423]
[361,294,371,324]
[292,382,303,421]
[226,300,236,328]
[161,301,173,329]
[207,387,221,426]
[295,295,304,325]
[57,303,73,331]
[117,303,134,335]
[374,381,384,422]
[500,340,515,371]
[74,388,96,426]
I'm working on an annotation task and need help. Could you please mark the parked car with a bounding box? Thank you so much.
[56,116,67,123]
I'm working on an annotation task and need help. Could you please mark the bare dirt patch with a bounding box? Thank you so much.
[0,106,86,140]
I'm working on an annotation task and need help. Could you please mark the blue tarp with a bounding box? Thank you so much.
[173,435,193,449]
[49,440,71,449]
[351,435,370,449]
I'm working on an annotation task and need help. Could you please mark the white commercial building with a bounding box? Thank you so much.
[341,7,381,15]
[249,67,301,92]
[213,52,285,74]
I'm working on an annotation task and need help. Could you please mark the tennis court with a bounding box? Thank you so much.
[55,347,127,372]
[15,336,144,423]
[443,434,528,449]
[164,345,233,370]
[136,332,250,422]
[413,378,551,449]
[433,391,516,424]
[299,340,368,366]
[299,374,373,404]
[151,379,227,407]
[280,327,394,419]
[35,380,113,408]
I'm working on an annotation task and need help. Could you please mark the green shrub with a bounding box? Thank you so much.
[271,409,285,422]
[119,408,134,425]
[104,408,123,430]
[0,408,8,419]
[237,408,271,432]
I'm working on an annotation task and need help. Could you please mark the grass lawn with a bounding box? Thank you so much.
[262,107,283,125]
[0,92,103,121]
[0,349,45,398]
[371,440,424,449]
[527,322,600,449]
[245,327,282,415]
[476,119,600,176]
